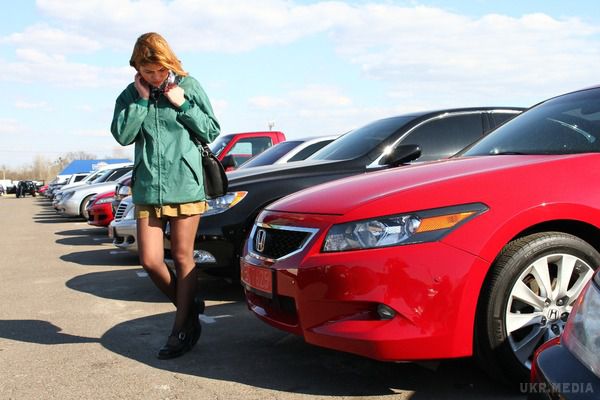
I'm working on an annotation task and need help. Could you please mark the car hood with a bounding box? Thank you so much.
[266,154,594,217]
[67,180,119,194]
[227,158,362,187]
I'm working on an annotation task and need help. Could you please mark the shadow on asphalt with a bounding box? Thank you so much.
[0,320,97,345]
[97,307,518,399]
[65,270,243,304]
[60,249,140,266]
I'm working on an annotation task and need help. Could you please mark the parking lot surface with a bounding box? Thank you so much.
[0,196,525,399]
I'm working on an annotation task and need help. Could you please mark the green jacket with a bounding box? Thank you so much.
[111,75,220,205]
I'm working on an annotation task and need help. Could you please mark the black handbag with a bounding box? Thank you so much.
[199,142,228,199]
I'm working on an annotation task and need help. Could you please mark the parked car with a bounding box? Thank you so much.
[56,169,131,219]
[167,107,523,277]
[52,163,132,202]
[209,131,287,170]
[86,191,116,227]
[108,195,137,252]
[111,176,132,215]
[237,135,339,170]
[15,180,37,198]
[240,86,600,384]
[529,267,600,399]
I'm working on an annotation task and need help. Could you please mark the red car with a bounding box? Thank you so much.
[241,85,600,384]
[86,191,115,227]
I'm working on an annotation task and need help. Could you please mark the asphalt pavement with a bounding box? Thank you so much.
[0,195,525,400]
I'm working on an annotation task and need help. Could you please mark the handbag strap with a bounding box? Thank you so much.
[190,135,213,157]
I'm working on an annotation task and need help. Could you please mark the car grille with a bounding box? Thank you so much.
[114,202,128,221]
[250,225,316,260]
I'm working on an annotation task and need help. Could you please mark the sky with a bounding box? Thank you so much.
[1,0,599,168]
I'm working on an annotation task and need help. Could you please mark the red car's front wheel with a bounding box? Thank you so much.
[476,232,598,384]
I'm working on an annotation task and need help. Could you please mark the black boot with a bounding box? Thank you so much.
[157,330,193,359]
[189,295,205,347]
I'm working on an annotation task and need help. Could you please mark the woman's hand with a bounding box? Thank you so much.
[134,73,150,100]
[164,84,185,108]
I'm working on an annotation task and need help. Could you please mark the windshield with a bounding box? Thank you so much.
[90,169,115,184]
[462,88,600,156]
[238,141,302,169]
[209,135,233,156]
[309,117,413,161]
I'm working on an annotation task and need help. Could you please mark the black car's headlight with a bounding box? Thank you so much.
[203,191,247,216]
[322,203,487,252]
[563,273,600,378]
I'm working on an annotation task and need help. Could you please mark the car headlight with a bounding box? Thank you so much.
[563,273,600,378]
[95,197,115,205]
[62,191,74,201]
[323,203,487,252]
[203,191,247,216]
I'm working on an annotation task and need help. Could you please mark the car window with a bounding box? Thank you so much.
[463,89,600,156]
[399,113,483,161]
[310,117,412,161]
[227,137,274,167]
[105,167,132,181]
[238,141,302,169]
[209,135,233,156]
[288,139,335,162]
[490,111,521,127]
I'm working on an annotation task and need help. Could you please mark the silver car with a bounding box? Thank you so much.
[56,169,131,219]
[108,195,137,252]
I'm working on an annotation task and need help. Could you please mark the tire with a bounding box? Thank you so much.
[475,232,598,384]
[80,194,95,219]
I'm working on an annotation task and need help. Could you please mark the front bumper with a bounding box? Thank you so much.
[241,212,489,362]
[109,219,138,252]
[529,337,599,399]
[87,203,113,227]
[56,198,80,217]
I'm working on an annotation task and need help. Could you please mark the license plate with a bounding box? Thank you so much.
[241,264,273,297]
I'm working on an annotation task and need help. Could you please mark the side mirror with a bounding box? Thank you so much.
[117,185,131,197]
[380,144,422,167]
[221,154,236,170]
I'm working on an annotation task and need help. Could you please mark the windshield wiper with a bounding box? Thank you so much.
[547,118,596,143]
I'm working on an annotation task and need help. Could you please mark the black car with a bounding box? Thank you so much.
[15,180,38,198]
[170,107,524,277]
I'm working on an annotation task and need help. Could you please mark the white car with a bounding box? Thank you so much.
[56,170,131,219]
[236,135,339,170]
[108,195,137,252]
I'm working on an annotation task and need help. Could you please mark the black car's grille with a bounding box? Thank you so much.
[114,202,128,221]
[251,227,311,259]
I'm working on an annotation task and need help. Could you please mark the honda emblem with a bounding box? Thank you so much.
[255,228,267,253]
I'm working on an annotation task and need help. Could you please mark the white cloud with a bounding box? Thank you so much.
[328,6,600,102]
[0,119,25,135]
[0,50,131,87]
[0,24,101,54]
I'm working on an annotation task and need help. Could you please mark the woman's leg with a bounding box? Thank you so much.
[137,214,176,305]
[168,214,201,333]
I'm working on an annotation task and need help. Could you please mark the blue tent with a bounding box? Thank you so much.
[59,159,131,175]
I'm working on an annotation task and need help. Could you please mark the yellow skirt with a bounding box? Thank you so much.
[135,201,208,219]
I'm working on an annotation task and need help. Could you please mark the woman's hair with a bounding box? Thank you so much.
[129,32,188,76]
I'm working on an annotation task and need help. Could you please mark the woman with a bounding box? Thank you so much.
[111,32,220,359]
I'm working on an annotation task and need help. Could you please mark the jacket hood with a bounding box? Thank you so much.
[266,154,593,217]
